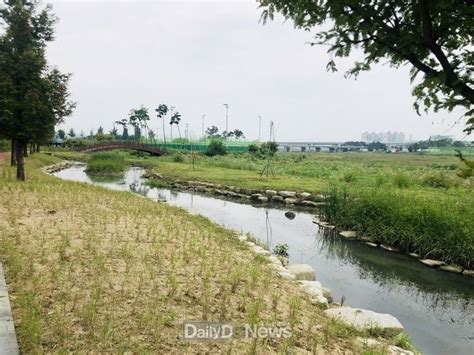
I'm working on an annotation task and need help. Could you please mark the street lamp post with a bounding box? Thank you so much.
[201,114,206,138]
[258,115,262,141]
[223,104,229,132]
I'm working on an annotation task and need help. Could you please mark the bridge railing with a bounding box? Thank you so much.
[78,141,164,155]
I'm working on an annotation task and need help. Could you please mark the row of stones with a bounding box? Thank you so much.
[314,218,474,277]
[237,234,413,355]
[43,161,74,174]
[146,174,325,207]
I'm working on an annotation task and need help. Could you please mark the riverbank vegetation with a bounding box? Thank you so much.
[85,152,126,176]
[42,149,474,267]
[0,155,410,352]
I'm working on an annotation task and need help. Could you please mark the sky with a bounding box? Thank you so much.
[48,0,469,142]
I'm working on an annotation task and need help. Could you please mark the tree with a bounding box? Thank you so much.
[221,130,233,139]
[68,128,76,138]
[367,141,387,151]
[148,129,155,141]
[233,129,245,140]
[455,150,473,179]
[155,104,169,144]
[259,0,474,133]
[109,126,118,139]
[57,129,66,140]
[115,118,128,140]
[206,139,227,156]
[96,126,105,141]
[129,106,150,141]
[169,111,182,139]
[0,1,74,180]
[205,125,220,138]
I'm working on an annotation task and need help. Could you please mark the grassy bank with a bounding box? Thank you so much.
[85,152,126,176]
[320,189,473,267]
[0,154,408,353]
[43,149,474,267]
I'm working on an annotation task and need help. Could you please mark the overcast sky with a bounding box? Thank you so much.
[48,0,468,142]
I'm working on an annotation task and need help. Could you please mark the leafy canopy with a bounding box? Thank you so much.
[259,0,474,132]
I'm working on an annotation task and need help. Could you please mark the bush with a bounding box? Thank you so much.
[260,141,278,156]
[129,150,150,158]
[273,243,289,258]
[85,152,126,175]
[422,173,453,189]
[248,142,278,157]
[173,154,185,163]
[248,143,259,154]
[206,140,227,157]
[62,139,89,149]
[393,173,411,188]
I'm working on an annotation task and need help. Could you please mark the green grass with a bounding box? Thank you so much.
[148,151,473,267]
[85,152,126,176]
[320,188,473,266]
[0,154,410,353]
[41,149,474,266]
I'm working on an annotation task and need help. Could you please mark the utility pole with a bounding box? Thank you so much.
[185,123,189,140]
[202,114,206,138]
[223,104,229,132]
[258,115,262,141]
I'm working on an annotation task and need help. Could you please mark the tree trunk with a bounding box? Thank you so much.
[16,139,26,181]
[23,142,28,157]
[36,143,40,153]
[10,138,17,166]
[162,118,167,146]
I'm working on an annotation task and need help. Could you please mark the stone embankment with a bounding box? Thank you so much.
[43,161,74,174]
[238,234,415,355]
[315,216,474,278]
[145,171,474,279]
[144,172,324,208]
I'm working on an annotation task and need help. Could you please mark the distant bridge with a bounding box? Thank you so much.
[77,141,164,156]
[277,141,410,152]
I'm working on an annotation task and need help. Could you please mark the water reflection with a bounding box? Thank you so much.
[315,231,473,323]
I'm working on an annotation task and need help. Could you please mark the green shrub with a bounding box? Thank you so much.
[206,140,227,157]
[248,143,259,154]
[62,139,89,149]
[273,243,289,258]
[85,152,126,175]
[173,154,185,163]
[260,141,278,156]
[422,173,453,189]
[129,150,150,158]
[393,173,411,188]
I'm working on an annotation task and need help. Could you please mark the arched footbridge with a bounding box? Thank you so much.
[77,141,164,156]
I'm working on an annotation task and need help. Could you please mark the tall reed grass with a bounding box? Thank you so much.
[320,188,473,267]
[85,152,126,175]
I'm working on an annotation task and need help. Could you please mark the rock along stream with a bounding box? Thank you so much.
[54,165,474,354]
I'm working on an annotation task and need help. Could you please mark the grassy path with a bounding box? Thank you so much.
[0,154,406,353]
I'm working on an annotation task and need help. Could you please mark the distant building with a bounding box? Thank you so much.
[361,131,406,143]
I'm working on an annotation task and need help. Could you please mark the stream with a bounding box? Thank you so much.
[53,165,474,354]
